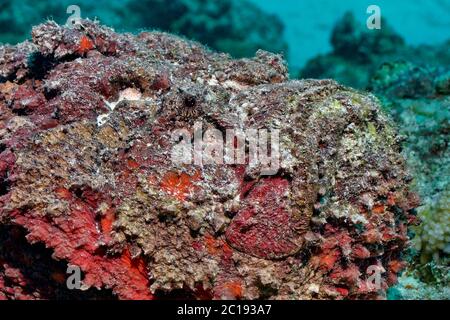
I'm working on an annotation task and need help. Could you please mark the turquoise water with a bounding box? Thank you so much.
[2,0,449,72]
[250,0,450,71]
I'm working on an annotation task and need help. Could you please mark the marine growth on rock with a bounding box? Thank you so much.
[0,20,418,300]
[0,0,288,59]
[299,14,450,296]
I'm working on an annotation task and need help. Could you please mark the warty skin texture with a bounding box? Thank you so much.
[0,20,418,300]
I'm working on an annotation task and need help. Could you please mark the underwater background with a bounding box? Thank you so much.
[0,0,448,300]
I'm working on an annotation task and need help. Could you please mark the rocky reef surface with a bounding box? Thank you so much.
[300,12,449,299]
[371,62,449,299]
[0,20,418,300]
[0,0,288,59]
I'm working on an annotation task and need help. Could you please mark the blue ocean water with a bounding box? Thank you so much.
[1,0,449,72]
[250,0,450,72]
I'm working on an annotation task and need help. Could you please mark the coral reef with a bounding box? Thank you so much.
[370,62,449,267]
[388,263,449,300]
[0,20,417,300]
[0,0,288,59]
[125,0,288,59]
[413,190,449,264]
[299,13,449,299]
[300,12,450,90]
